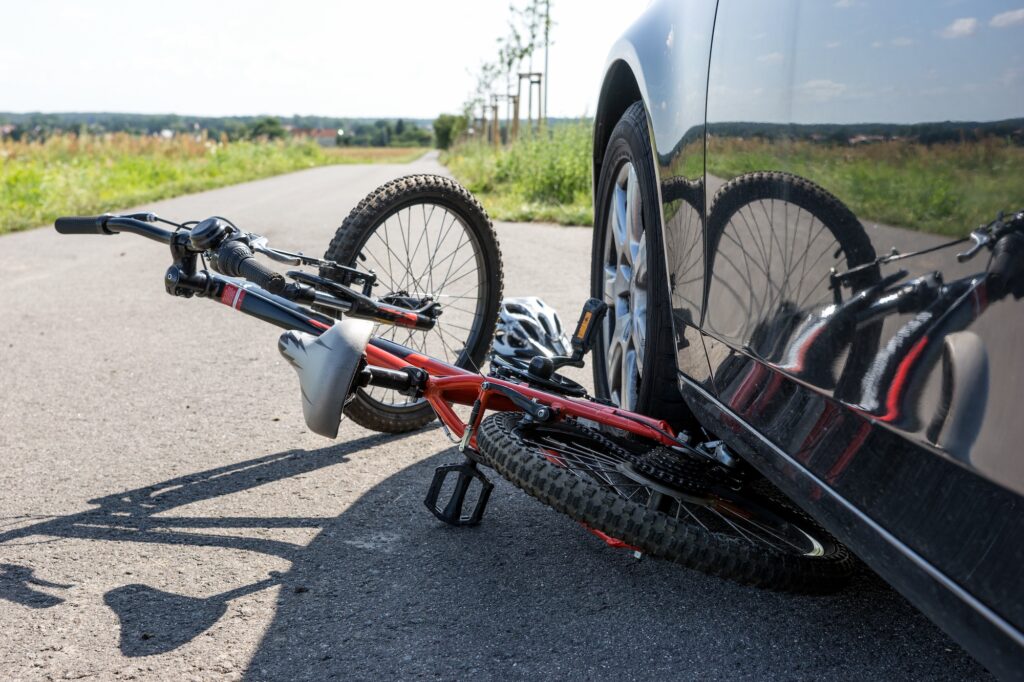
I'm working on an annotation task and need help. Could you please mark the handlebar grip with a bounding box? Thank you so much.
[238,257,287,296]
[215,239,286,295]
[55,216,110,235]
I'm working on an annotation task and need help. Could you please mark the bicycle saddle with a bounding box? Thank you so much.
[278,319,373,438]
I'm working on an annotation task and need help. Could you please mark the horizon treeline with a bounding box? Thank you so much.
[0,112,435,146]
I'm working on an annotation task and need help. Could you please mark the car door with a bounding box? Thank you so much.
[701,0,1024,671]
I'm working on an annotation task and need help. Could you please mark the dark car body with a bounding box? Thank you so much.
[593,1,1023,676]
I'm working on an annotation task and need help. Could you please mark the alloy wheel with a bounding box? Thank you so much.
[602,162,648,411]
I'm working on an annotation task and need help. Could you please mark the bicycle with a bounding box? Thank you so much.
[54,175,870,592]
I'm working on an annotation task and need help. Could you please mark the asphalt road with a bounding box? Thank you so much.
[0,153,991,680]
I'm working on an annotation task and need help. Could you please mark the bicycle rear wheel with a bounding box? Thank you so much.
[477,411,853,592]
[324,175,503,433]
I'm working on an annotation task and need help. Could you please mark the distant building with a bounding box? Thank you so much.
[849,134,886,145]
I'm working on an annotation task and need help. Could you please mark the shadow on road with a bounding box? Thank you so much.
[0,431,399,657]
[243,452,991,681]
[0,563,71,608]
[105,574,282,657]
[0,432,991,680]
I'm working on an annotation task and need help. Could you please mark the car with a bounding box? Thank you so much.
[590,1,1024,677]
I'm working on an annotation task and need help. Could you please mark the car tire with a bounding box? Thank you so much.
[591,101,685,422]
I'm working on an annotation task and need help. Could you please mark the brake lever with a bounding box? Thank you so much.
[250,237,325,267]
[957,229,993,263]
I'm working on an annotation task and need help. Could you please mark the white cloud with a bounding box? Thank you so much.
[871,40,884,48]
[834,0,857,7]
[891,37,915,47]
[756,52,783,63]
[941,17,979,38]
[991,8,1024,27]
[825,41,842,48]
[796,79,848,101]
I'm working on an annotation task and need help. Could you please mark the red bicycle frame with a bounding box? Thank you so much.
[203,272,679,451]
[363,337,680,451]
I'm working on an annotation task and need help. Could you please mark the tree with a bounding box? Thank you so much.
[432,114,464,149]
[395,119,406,135]
[461,1,554,135]
[246,116,286,140]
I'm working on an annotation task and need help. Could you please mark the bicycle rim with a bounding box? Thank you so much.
[355,200,488,409]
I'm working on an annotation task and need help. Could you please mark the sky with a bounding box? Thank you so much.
[705,0,1024,124]
[0,0,648,119]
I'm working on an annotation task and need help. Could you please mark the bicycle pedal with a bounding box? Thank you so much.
[424,461,494,526]
[570,298,608,359]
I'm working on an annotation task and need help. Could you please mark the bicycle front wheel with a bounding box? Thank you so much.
[324,175,503,433]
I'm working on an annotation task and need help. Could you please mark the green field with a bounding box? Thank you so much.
[0,134,425,235]
[443,122,594,226]
[444,120,1023,236]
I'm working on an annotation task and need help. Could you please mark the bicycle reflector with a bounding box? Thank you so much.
[278,319,373,438]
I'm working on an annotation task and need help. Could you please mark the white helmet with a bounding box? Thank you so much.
[493,297,570,361]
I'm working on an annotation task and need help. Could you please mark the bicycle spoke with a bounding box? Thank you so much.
[347,198,486,410]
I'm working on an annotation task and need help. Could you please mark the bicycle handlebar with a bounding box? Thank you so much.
[52,213,332,305]
[54,215,176,244]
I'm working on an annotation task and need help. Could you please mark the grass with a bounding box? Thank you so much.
[0,133,426,235]
[707,137,1024,237]
[8,124,1016,237]
[444,119,1022,236]
[443,122,593,226]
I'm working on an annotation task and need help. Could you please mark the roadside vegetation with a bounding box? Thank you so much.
[0,133,425,235]
[442,120,1022,235]
[443,121,593,226]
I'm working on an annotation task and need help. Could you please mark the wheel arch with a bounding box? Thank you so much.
[593,59,644,197]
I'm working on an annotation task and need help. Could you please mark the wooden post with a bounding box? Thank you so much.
[521,73,532,132]
[491,102,500,146]
[519,72,543,134]
[511,95,520,142]
[537,74,544,128]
